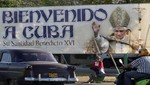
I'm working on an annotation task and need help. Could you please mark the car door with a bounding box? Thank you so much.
[7,52,27,79]
[8,62,27,79]
[0,52,11,78]
[0,51,26,79]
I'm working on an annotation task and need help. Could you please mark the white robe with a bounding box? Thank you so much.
[96,35,134,53]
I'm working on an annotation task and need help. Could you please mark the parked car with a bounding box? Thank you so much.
[0,49,78,85]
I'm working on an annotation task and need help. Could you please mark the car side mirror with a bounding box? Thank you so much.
[119,59,124,67]
[119,59,123,64]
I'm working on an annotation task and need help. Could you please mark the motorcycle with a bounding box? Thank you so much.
[115,59,150,85]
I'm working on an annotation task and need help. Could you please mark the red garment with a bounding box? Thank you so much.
[91,59,104,69]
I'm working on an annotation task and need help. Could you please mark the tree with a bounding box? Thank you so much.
[0,0,150,7]
[0,0,42,7]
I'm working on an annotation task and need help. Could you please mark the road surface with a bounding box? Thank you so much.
[65,82,115,85]
[64,76,116,85]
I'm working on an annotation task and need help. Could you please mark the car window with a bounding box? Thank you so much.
[1,53,11,62]
[15,51,57,62]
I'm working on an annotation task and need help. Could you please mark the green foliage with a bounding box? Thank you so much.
[0,0,42,7]
[0,0,150,7]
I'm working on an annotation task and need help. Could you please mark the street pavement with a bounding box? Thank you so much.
[65,82,115,85]
[0,67,116,85]
[65,76,116,85]
[72,66,117,85]
[0,76,115,85]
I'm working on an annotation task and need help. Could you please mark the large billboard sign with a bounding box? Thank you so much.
[0,4,150,54]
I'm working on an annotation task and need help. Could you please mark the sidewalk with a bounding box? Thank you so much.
[77,76,116,83]
[75,66,117,83]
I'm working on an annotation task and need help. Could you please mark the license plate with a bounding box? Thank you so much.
[48,73,58,78]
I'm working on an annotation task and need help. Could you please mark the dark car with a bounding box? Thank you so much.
[0,49,78,85]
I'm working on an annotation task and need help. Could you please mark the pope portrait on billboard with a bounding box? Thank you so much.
[85,7,140,54]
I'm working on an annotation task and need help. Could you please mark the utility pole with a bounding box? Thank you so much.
[74,0,79,5]
[112,0,126,4]
[133,4,145,49]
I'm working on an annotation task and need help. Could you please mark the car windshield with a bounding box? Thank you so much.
[14,51,57,62]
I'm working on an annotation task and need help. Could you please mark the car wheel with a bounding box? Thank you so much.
[0,80,7,85]
[59,82,64,85]
[8,79,18,85]
[54,82,64,85]
[0,75,7,85]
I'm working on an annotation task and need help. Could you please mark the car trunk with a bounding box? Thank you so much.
[25,61,69,78]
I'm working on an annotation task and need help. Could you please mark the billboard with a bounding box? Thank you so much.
[0,4,150,54]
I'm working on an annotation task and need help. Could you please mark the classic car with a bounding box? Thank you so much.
[0,49,78,85]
